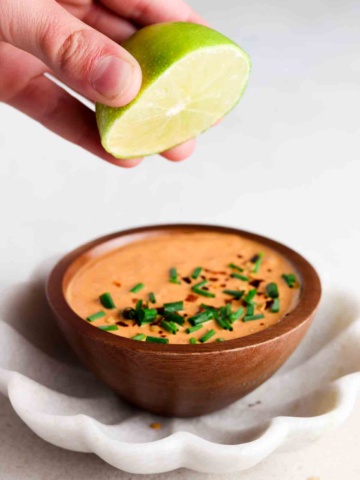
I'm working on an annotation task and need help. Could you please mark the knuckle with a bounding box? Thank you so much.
[57,28,92,72]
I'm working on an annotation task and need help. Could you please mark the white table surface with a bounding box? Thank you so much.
[1,0,360,477]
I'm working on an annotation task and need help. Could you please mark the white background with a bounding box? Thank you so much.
[1,0,360,478]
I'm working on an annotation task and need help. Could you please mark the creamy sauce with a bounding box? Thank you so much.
[66,232,300,344]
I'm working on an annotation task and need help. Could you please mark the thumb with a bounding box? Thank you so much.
[0,0,142,106]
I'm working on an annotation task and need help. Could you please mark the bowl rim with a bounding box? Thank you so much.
[46,223,321,354]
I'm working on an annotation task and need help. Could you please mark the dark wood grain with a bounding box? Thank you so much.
[46,224,321,417]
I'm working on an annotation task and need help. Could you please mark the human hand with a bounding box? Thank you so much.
[0,0,206,167]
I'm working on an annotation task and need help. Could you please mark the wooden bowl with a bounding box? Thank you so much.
[46,224,321,417]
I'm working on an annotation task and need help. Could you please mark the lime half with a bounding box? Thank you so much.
[96,22,251,158]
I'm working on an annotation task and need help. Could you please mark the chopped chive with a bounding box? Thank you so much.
[282,273,297,288]
[99,324,118,331]
[243,288,257,304]
[243,314,265,322]
[132,333,146,341]
[169,267,181,284]
[228,263,244,272]
[199,329,216,343]
[130,283,144,293]
[191,280,215,298]
[137,308,157,325]
[163,301,183,314]
[191,267,202,279]
[160,320,178,334]
[216,338,225,342]
[223,289,245,299]
[165,312,184,326]
[266,282,279,299]
[135,299,143,312]
[146,336,169,344]
[246,303,255,316]
[87,311,106,322]
[230,307,244,322]
[270,298,280,313]
[189,338,197,344]
[215,315,233,331]
[231,273,249,282]
[122,307,136,320]
[186,324,203,334]
[99,292,116,309]
[189,309,214,326]
[149,292,156,304]
[216,307,233,331]
[252,252,264,273]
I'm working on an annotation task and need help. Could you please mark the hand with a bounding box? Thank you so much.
[0,0,206,167]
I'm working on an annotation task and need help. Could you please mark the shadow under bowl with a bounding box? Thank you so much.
[46,224,321,417]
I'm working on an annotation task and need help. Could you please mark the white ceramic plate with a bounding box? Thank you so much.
[0,283,359,474]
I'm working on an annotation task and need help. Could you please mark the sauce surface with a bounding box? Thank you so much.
[66,231,300,344]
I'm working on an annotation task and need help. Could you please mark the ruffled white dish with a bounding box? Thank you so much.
[1,281,360,474]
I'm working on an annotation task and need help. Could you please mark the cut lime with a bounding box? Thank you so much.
[96,22,251,158]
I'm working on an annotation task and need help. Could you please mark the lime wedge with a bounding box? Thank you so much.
[96,22,251,158]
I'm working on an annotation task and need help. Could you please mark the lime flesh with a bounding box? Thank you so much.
[96,22,251,158]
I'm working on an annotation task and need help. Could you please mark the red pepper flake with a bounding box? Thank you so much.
[150,422,162,429]
[202,286,209,291]
[131,298,138,304]
[185,294,198,302]
[209,277,219,282]
[267,269,272,273]
[113,280,122,287]
[116,321,129,327]
[160,335,167,338]
[265,300,273,310]
[182,277,192,284]
[220,284,226,288]
[224,299,233,304]
[237,254,244,258]
[249,279,263,288]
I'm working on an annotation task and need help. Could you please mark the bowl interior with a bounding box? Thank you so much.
[48,224,322,353]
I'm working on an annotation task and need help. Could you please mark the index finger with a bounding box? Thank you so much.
[100,0,208,27]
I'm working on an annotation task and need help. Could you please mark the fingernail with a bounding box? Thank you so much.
[91,56,134,100]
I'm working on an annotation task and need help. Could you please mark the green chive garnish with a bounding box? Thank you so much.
[191,267,202,279]
[165,312,184,326]
[243,314,265,322]
[163,301,183,314]
[215,315,233,331]
[160,320,178,335]
[99,292,116,309]
[230,307,244,322]
[186,324,203,334]
[223,289,244,299]
[189,309,214,326]
[243,289,257,304]
[270,298,280,313]
[130,283,144,293]
[191,280,215,298]
[149,292,156,304]
[87,311,106,322]
[135,299,143,312]
[246,303,255,316]
[132,333,146,341]
[231,273,249,282]
[266,282,279,299]
[252,252,264,273]
[99,324,118,331]
[282,273,297,288]
[199,329,216,343]
[146,336,169,344]
[189,338,197,344]
[169,267,180,284]
[137,308,157,325]
[216,338,225,342]
[228,263,244,272]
